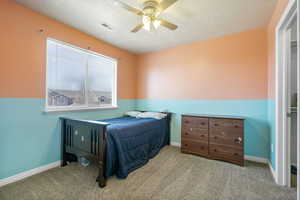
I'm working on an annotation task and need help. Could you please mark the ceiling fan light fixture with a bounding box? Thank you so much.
[153,19,161,29]
[142,15,150,24]
[143,22,151,31]
[142,16,160,31]
[142,15,151,31]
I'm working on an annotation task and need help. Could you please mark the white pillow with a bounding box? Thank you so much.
[125,111,142,117]
[137,112,167,119]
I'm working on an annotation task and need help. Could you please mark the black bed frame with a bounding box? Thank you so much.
[60,112,172,188]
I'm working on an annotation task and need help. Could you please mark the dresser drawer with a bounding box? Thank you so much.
[210,118,243,130]
[209,144,243,166]
[181,139,208,157]
[182,128,208,141]
[210,126,243,148]
[182,116,208,129]
[210,133,243,148]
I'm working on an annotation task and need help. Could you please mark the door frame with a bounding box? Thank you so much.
[297,1,299,199]
[275,0,297,187]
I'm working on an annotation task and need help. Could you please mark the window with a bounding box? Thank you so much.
[46,38,117,112]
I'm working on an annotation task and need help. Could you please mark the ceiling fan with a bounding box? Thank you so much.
[112,0,178,32]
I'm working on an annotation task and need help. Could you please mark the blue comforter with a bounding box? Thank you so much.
[98,117,168,179]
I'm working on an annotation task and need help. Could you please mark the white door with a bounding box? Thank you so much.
[283,28,292,187]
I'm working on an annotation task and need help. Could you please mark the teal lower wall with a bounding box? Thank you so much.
[136,99,270,159]
[1,98,274,180]
[268,99,276,169]
[0,98,135,179]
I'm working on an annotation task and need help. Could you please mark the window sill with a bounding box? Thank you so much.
[44,105,118,113]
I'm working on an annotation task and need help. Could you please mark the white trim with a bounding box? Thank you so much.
[268,161,277,181]
[45,105,118,113]
[171,142,181,147]
[275,0,297,186]
[0,161,60,187]
[297,2,299,199]
[171,142,268,164]
[244,155,268,164]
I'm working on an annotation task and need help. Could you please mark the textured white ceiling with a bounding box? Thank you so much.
[15,0,277,54]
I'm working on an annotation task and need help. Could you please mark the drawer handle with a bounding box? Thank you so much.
[234,125,239,128]
[214,149,217,152]
[201,134,204,137]
[234,137,242,144]
[214,124,219,126]
[200,146,204,150]
[185,132,189,135]
[185,120,189,124]
[234,153,239,156]
[201,122,205,125]
[184,144,188,147]
[214,136,218,139]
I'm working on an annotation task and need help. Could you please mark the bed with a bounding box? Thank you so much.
[60,112,171,188]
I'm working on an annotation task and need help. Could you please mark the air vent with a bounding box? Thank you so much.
[101,23,113,31]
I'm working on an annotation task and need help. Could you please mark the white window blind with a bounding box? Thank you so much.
[46,38,117,112]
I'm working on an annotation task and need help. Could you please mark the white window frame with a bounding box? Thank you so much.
[45,38,118,112]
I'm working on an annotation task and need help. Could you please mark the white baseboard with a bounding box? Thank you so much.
[171,142,181,147]
[0,161,61,188]
[171,142,268,164]
[244,155,268,164]
[268,161,277,181]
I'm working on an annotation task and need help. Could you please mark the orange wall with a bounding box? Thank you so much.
[0,0,286,101]
[267,0,289,99]
[137,28,268,100]
[0,0,137,99]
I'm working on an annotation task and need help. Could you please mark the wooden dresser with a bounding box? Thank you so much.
[181,114,244,166]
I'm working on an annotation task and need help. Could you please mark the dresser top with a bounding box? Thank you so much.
[182,113,245,120]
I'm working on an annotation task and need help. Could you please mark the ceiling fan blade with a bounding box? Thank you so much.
[131,24,144,33]
[113,0,144,16]
[159,19,178,30]
[159,0,178,11]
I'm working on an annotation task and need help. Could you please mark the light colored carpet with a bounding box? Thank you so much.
[0,146,296,200]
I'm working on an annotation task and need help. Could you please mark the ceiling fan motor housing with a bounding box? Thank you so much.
[143,0,159,16]
[114,0,178,32]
